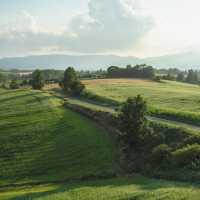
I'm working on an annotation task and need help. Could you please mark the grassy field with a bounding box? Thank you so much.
[1,176,200,200]
[0,89,113,186]
[1,88,200,200]
[83,79,200,113]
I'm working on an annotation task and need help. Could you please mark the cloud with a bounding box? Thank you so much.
[0,0,154,56]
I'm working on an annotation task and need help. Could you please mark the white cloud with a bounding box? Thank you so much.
[0,0,154,56]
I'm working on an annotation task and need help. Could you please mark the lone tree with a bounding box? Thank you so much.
[118,95,149,148]
[62,67,85,96]
[118,95,151,171]
[31,70,44,90]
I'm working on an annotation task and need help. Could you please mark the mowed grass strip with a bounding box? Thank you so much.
[83,79,200,113]
[0,89,113,186]
[1,176,200,200]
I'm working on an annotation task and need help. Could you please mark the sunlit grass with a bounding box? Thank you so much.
[1,176,200,200]
[0,89,113,186]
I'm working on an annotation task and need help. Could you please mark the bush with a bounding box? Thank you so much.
[9,80,19,89]
[173,144,200,170]
[152,144,172,168]
[70,81,85,96]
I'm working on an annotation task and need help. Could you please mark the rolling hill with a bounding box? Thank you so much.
[0,89,114,186]
[1,51,200,70]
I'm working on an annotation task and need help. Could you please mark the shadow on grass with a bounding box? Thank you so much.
[0,92,35,104]
[9,176,200,200]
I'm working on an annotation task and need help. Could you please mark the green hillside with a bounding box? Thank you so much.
[83,79,200,113]
[0,89,113,186]
[1,176,200,200]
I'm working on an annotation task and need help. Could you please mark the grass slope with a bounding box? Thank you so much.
[83,79,200,113]
[0,89,113,186]
[1,176,200,200]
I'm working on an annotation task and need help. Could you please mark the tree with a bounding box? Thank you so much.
[31,70,44,90]
[9,80,19,89]
[63,67,78,92]
[0,73,7,84]
[62,67,85,96]
[177,72,185,82]
[186,69,198,84]
[70,81,85,96]
[118,95,148,148]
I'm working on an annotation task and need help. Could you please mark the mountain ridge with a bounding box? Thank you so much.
[0,52,200,70]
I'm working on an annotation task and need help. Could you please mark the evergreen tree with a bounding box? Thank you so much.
[186,70,198,84]
[118,95,148,148]
[31,70,44,90]
[62,67,85,96]
[177,72,185,82]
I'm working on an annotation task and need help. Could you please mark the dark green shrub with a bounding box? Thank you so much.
[9,80,19,89]
[173,144,200,170]
[70,81,85,96]
[152,144,172,168]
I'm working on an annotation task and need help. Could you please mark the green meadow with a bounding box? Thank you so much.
[83,79,200,113]
[0,89,113,186]
[1,176,200,200]
[1,88,200,200]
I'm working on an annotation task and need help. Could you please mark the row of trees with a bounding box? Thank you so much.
[26,67,85,96]
[107,64,155,79]
[158,68,200,84]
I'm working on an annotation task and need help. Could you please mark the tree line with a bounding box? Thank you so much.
[107,64,155,79]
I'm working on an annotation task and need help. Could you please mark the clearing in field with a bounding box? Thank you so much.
[83,78,200,113]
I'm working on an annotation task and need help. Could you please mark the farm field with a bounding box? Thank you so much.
[0,89,113,186]
[1,176,200,200]
[83,79,200,113]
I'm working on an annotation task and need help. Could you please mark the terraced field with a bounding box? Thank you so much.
[83,79,200,113]
[0,89,113,186]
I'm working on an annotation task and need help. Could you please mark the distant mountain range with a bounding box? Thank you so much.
[0,52,200,70]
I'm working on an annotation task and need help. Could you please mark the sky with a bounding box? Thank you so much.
[0,0,200,58]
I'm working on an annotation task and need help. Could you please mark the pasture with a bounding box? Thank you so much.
[0,89,113,186]
[1,176,200,200]
[83,79,200,113]
[1,88,200,200]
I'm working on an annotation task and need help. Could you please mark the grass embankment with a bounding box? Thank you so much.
[82,79,200,125]
[1,176,200,200]
[0,89,114,186]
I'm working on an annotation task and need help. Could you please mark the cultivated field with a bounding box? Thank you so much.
[1,176,200,200]
[83,79,200,113]
[0,89,113,186]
